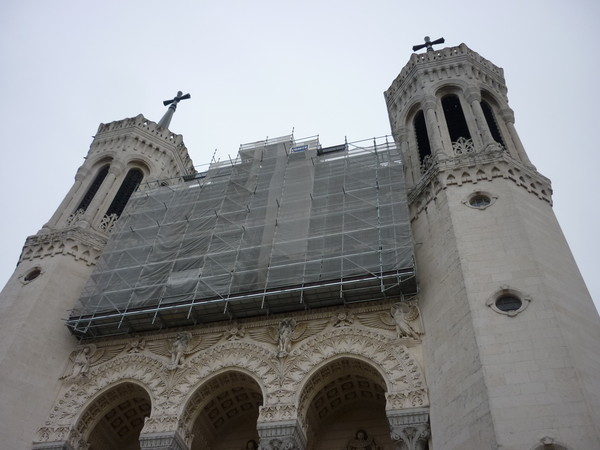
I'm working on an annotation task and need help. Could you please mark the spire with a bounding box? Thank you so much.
[157,91,191,129]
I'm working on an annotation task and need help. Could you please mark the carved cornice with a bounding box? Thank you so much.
[93,114,194,176]
[408,148,553,220]
[19,227,109,265]
[36,302,429,447]
[385,43,507,114]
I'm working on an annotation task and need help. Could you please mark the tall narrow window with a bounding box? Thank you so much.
[481,100,505,147]
[442,95,471,142]
[76,165,109,212]
[413,110,432,164]
[105,169,144,218]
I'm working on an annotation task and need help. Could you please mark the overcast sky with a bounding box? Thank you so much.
[1,0,598,311]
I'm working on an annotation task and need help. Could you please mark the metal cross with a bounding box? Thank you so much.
[163,91,191,108]
[412,36,445,52]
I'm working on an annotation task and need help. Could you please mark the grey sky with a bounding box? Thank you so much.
[1,0,598,311]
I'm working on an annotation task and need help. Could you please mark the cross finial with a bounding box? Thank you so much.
[157,91,191,129]
[412,36,445,53]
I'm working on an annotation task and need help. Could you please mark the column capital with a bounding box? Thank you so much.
[108,160,126,176]
[422,96,437,111]
[464,86,481,103]
[257,419,306,450]
[139,431,188,450]
[387,408,430,450]
[500,107,515,123]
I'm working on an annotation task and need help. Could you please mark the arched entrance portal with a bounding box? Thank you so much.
[185,371,263,450]
[81,382,151,450]
[300,357,393,450]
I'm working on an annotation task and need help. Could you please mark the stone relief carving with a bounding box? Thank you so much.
[391,423,429,450]
[60,344,125,381]
[146,331,221,370]
[247,318,329,358]
[36,303,429,448]
[356,302,423,341]
[332,310,355,327]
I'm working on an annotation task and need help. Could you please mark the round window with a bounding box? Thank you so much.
[23,267,42,283]
[495,295,522,312]
[487,287,531,316]
[469,194,491,208]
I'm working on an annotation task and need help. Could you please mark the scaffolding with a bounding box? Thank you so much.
[67,135,416,338]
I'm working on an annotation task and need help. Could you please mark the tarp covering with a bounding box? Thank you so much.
[68,135,416,337]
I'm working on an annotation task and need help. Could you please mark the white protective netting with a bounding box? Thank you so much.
[68,135,415,336]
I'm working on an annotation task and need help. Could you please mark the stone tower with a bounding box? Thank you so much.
[0,114,195,449]
[384,43,600,448]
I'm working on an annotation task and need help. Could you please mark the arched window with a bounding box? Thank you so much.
[481,100,505,147]
[413,110,432,164]
[76,165,109,212]
[105,168,144,218]
[442,95,471,142]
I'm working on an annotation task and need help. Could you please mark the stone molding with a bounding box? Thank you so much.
[139,430,188,450]
[257,419,307,450]
[385,43,507,116]
[19,228,108,266]
[34,302,429,448]
[407,149,553,220]
[388,408,430,450]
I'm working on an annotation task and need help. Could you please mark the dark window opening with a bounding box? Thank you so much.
[481,100,505,147]
[413,110,431,164]
[76,165,109,212]
[105,169,144,219]
[442,95,471,142]
[495,295,522,312]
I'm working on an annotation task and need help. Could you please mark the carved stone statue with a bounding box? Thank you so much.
[243,439,258,449]
[70,346,91,378]
[170,332,191,368]
[345,429,380,450]
[391,303,421,340]
[277,318,296,357]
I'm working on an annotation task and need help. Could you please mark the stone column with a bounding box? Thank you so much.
[465,88,494,148]
[80,161,125,228]
[396,126,416,187]
[137,415,190,450]
[387,408,430,450]
[423,96,445,158]
[500,108,534,167]
[43,166,90,230]
[257,419,306,450]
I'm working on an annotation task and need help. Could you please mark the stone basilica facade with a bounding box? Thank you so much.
[0,43,599,450]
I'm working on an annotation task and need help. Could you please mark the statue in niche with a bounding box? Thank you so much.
[345,429,381,450]
[243,439,258,449]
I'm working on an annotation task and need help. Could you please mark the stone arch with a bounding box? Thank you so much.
[180,369,264,450]
[298,355,389,445]
[38,353,167,442]
[290,328,428,419]
[73,380,152,449]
